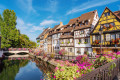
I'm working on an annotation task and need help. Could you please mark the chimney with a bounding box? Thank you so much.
[60,22,63,26]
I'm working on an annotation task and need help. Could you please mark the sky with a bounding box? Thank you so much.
[0,0,120,42]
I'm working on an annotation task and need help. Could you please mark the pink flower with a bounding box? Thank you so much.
[53,76,56,78]
[72,59,74,61]
[93,60,95,61]
[76,70,79,73]
[55,67,59,70]
[73,77,76,79]
[60,64,64,66]
[60,69,64,71]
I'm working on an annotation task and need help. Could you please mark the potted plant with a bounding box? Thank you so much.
[84,42,87,44]
[95,40,100,44]
[61,42,64,44]
[111,39,115,44]
[109,24,113,28]
[77,51,80,54]
[115,38,119,44]
[103,25,107,29]
[67,41,70,44]
[78,42,81,44]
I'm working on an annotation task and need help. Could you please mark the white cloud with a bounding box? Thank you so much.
[40,20,59,26]
[66,0,119,15]
[38,0,58,13]
[30,26,44,32]
[17,0,36,14]
[27,23,33,26]
[16,17,43,42]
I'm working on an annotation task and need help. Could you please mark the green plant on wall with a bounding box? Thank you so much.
[67,41,70,44]
[78,42,81,44]
[61,42,64,44]
[84,42,87,44]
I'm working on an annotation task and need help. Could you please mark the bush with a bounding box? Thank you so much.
[50,53,55,59]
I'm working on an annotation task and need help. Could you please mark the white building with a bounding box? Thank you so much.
[50,22,63,53]
[74,10,99,55]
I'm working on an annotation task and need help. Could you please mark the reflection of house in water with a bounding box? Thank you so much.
[34,59,55,74]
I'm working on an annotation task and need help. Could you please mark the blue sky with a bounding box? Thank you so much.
[0,0,120,42]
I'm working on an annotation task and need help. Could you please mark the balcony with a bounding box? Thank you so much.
[92,41,120,47]
[60,43,74,47]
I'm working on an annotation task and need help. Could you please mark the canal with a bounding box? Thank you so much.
[0,57,55,80]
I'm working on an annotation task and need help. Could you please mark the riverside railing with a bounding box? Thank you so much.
[76,58,120,80]
[8,48,29,51]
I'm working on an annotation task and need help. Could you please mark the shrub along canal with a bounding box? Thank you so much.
[0,57,55,80]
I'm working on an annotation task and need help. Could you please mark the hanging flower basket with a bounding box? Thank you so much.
[109,24,113,28]
[103,25,107,29]
[78,42,81,44]
[95,40,100,44]
[111,39,115,44]
[115,38,119,44]
[77,51,80,54]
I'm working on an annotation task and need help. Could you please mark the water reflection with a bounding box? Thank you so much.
[0,58,55,80]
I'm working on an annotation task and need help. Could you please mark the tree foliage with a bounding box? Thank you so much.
[0,9,36,48]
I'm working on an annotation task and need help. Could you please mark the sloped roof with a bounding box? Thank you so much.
[61,27,74,33]
[36,28,50,39]
[68,17,79,25]
[91,7,120,34]
[114,11,120,19]
[74,10,97,30]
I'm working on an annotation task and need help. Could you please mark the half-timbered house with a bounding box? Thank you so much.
[90,7,120,54]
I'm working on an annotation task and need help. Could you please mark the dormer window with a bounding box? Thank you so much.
[73,24,75,27]
[85,21,88,25]
[104,23,109,28]
[104,12,110,16]
[80,22,82,27]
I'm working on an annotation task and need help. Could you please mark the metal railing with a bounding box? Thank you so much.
[76,58,120,80]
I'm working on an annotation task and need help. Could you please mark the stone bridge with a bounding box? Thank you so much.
[2,48,30,58]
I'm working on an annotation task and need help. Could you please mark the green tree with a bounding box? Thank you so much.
[19,34,30,48]
[19,34,36,48]
[0,9,20,48]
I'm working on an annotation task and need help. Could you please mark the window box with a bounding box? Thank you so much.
[67,41,70,44]
[61,42,64,44]
[78,42,81,44]
[84,42,88,44]
[94,40,100,44]
[77,51,80,54]
[109,24,113,28]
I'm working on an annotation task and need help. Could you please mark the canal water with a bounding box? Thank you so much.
[0,58,54,80]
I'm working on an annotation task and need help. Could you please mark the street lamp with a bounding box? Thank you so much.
[99,27,103,56]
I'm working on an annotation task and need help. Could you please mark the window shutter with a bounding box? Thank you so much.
[106,34,110,41]
[93,36,95,41]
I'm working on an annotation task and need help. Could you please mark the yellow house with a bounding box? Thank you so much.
[90,7,120,54]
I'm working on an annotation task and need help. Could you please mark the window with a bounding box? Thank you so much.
[93,36,95,41]
[70,39,72,43]
[111,34,115,40]
[68,48,72,52]
[73,24,76,27]
[79,39,81,43]
[85,21,88,25]
[106,34,110,41]
[110,22,115,26]
[85,38,89,43]
[80,22,82,26]
[104,12,110,16]
[95,35,100,40]
[77,48,81,54]
[81,39,84,43]
[104,23,109,28]
[116,33,120,38]
[81,30,84,34]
